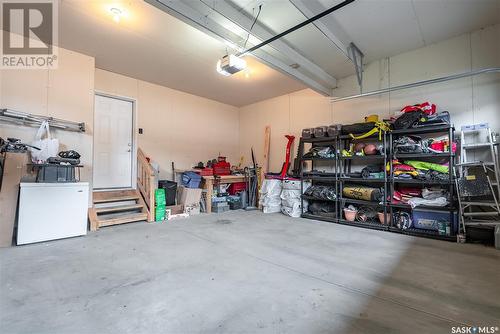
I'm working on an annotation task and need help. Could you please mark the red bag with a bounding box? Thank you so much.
[398,187,422,197]
[401,102,436,115]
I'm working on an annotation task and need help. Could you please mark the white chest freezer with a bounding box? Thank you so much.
[17,182,89,245]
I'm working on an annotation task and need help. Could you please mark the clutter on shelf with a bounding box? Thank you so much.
[341,142,383,157]
[343,185,384,202]
[392,187,449,208]
[393,135,456,154]
[302,146,335,159]
[389,159,450,181]
[298,100,460,241]
[304,185,337,201]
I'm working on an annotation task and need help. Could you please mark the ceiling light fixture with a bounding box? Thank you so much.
[216,54,247,76]
[110,7,122,23]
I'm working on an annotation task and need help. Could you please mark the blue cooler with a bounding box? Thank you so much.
[181,171,202,188]
[412,209,458,234]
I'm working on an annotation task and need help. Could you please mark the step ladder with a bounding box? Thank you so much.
[456,123,500,239]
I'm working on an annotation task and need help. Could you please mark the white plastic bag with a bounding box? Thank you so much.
[282,179,301,190]
[281,203,302,217]
[263,205,281,214]
[262,196,282,207]
[259,179,282,207]
[260,179,282,197]
[280,189,302,201]
[30,121,59,163]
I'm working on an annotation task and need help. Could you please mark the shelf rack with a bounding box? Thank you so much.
[298,124,457,241]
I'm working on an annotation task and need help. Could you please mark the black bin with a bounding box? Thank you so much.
[158,180,177,206]
[36,165,76,183]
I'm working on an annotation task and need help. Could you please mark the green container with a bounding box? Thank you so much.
[155,207,166,221]
[155,189,166,205]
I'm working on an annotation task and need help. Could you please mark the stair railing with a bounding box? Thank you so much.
[137,148,155,222]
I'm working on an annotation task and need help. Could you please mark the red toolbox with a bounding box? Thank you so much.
[199,168,214,176]
[229,182,247,195]
[213,156,231,176]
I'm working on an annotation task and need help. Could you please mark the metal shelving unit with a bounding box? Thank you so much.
[388,125,456,240]
[337,131,389,228]
[299,135,339,222]
[299,124,458,241]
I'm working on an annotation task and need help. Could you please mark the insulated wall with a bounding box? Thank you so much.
[239,24,500,171]
[0,49,239,191]
[95,69,240,180]
[0,47,95,184]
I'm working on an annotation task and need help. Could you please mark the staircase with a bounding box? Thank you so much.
[88,189,149,231]
[88,148,157,231]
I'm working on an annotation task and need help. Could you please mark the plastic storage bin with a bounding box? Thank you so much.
[181,171,202,188]
[158,180,177,206]
[213,202,230,213]
[35,165,77,183]
[412,209,458,234]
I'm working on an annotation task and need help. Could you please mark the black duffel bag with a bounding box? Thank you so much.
[341,122,376,135]
[393,111,424,130]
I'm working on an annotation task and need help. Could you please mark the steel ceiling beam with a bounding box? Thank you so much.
[289,0,352,58]
[205,0,337,87]
[145,0,333,96]
[290,0,365,88]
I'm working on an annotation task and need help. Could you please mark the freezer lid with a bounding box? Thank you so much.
[20,182,89,188]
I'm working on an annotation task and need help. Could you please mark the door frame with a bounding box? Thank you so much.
[92,91,138,190]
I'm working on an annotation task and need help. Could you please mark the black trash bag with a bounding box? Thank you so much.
[394,136,422,153]
[393,111,424,130]
[341,122,376,135]
[309,201,336,214]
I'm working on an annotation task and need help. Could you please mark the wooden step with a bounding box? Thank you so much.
[89,188,152,231]
[94,195,140,204]
[95,204,143,214]
[97,212,148,228]
[92,190,140,204]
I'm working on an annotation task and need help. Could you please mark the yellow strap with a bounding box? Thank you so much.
[349,121,391,140]
[350,127,379,140]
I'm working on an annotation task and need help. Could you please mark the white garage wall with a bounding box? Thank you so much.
[0,49,240,188]
[94,69,240,180]
[239,24,500,171]
[0,47,95,184]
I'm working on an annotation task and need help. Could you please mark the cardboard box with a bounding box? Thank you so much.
[177,186,202,206]
[0,152,29,247]
[166,204,184,215]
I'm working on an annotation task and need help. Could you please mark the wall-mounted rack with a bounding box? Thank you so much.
[0,109,85,133]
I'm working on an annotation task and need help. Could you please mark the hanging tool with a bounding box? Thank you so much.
[245,148,259,210]
[279,135,295,179]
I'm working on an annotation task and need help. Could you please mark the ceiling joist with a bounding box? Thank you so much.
[289,0,352,58]
[202,0,338,88]
[289,0,365,88]
[145,0,335,96]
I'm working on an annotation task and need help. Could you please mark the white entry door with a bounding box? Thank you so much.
[93,94,134,189]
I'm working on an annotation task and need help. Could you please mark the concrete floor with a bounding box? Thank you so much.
[1,211,499,334]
